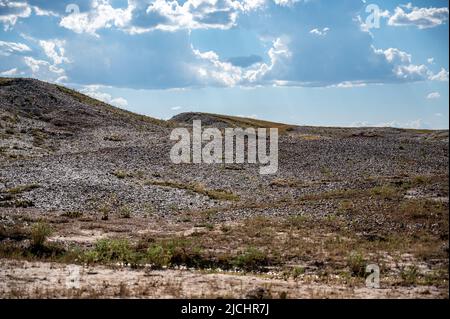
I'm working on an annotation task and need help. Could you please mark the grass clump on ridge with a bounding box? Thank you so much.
[147,180,239,201]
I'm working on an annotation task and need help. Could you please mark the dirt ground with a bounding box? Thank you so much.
[1,259,446,299]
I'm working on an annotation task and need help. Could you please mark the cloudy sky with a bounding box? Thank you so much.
[0,0,448,128]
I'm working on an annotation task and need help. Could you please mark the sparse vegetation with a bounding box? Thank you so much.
[104,134,125,142]
[232,247,271,271]
[147,180,240,201]
[370,185,399,200]
[6,184,40,195]
[286,215,309,229]
[0,225,29,241]
[301,189,362,201]
[55,85,170,127]
[399,199,445,220]
[31,129,47,147]
[401,265,420,286]
[61,211,83,219]
[0,79,448,298]
[112,170,133,179]
[292,266,305,278]
[269,178,301,188]
[0,78,13,86]
[30,222,52,248]
[82,239,135,265]
[339,200,354,212]
[146,244,171,268]
[347,252,366,277]
[320,167,333,178]
[12,199,34,208]
[101,211,109,221]
[171,112,295,134]
[119,205,132,218]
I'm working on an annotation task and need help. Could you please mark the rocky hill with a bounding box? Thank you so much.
[0,77,448,298]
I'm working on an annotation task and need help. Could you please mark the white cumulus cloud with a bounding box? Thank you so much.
[60,0,132,36]
[0,40,32,56]
[273,0,299,7]
[59,0,266,35]
[309,27,330,36]
[388,4,449,29]
[81,86,129,108]
[429,68,449,82]
[23,56,67,82]
[39,39,70,65]
[0,67,18,76]
[0,0,32,30]
[374,47,430,82]
[427,92,440,99]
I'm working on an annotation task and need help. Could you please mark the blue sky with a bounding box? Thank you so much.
[0,0,448,128]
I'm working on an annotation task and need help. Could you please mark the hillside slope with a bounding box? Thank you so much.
[0,77,170,158]
[0,78,448,298]
[170,112,295,133]
[0,78,166,128]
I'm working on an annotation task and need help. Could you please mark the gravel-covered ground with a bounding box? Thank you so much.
[0,78,448,298]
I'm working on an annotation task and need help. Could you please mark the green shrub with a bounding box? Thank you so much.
[31,222,52,248]
[232,247,270,271]
[113,170,131,179]
[370,185,398,199]
[84,239,136,264]
[401,265,420,285]
[347,252,366,277]
[61,211,83,219]
[146,245,171,268]
[165,239,206,268]
[104,135,124,142]
[6,184,40,194]
[119,205,132,218]
[291,266,305,279]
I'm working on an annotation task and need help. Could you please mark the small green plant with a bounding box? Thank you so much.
[370,185,398,199]
[84,239,135,264]
[301,189,362,201]
[220,224,231,233]
[31,222,52,248]
[320,166,332,177]
[401,199,445,221]
[232,247,270,271]
[98,203,111,220]
[412,176,428,185]
[13,199,34,208]
[401,265,420,285]
[61,211,83,219]
[0,225,30,241]
[347,252,366,277]
[269,179,300,188]
[291,266,305,279]
[197,223,214,231]
[339,200,353,212]
[113,170,132,179]
[146,245,171,268]
[104,134,124,142]
[147,180,239,201]
[287,215,308,229]
[6,184,40,195]
[165,239,205,268]
[119,205,132,218]
[279,291,288,299]
[31,129,47,146]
